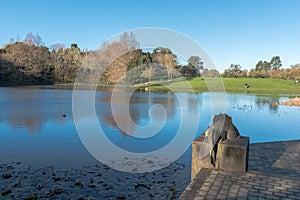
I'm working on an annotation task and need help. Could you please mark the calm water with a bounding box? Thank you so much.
[0,86,300,168]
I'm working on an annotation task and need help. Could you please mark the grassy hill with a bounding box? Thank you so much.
[134,78,300,93]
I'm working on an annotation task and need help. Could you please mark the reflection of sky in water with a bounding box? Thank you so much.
[95,92,199,153]
[225,93,300,143]
[0,87,300,167]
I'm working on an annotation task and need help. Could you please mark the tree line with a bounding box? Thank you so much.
[0,32,206,85]
[222,56,300,80]
[0,33,83,85]
[1,32,299,86]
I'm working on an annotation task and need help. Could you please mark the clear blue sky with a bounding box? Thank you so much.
[1,0,300,71]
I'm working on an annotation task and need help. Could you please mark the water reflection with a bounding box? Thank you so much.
[227,94,281,114]
[0,87,73,134]
[0,86,179,136]
[95,90,177,136]
[0,87,299,143]
[1,87,300,168]
[255,96,280,112]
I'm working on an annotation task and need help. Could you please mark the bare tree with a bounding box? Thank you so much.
[141,66,155,83]
[119,32,140,50]
[33,32,44,46]
[9,37,14,44]
[23,32,44,46]
[50,43,66,52]
[154,50,177,81]
[23,32,35,45]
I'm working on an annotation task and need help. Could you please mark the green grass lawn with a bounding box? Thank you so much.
[134,78,300,93]
[222,78,300,92]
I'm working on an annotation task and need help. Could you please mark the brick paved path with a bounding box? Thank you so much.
[180,140,300,200]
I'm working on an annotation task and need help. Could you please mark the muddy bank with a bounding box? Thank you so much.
[0,161,190,199]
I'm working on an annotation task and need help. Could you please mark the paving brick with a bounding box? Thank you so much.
[288,195,300,200]
[205,194,216,200]
[287,188,300,193]
[267,181,279,186]
[194,195,206,200]
[202,181,212,187]
[279,190,294,195]
[207,190,218,196]
[273,192,288,198]
[180,141,300,200]
[228,188,239,194]
[274,185,287,190]
[219,189,227,194]
[247,182,257,187]
[230,184,240,189]
[200,185,210,191]
[237,192,248,198]
[221,184,230,190]
[269,177,281,181]
[254,186,267,191]
[260,190,273,195]
[248,195,258,200]
[212,181,223,187]
[283,184,294,188]
[247,188,257,193]
[216,194,225,199]
[223,180,232,185]
[197,191,207,196]
[267,188,280,193]
[266,194,279,200]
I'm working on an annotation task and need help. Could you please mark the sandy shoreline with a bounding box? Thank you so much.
[0,161,190,199]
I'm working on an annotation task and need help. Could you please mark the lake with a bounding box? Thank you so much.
[1,86,299,169]
[0,86,300,198]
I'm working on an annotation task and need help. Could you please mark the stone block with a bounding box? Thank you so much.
[215,136,249,172]
[191,134,249,180]
[191,134,214,180]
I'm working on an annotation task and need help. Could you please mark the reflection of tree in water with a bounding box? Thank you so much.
[255,96,280,112]
[96,91,136,137]
[188,96,199,113]
[228,95,281,114]
[96,90,176,137]
[1,87,72,134]
[130,90,176,121]
[7,118,43,134]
